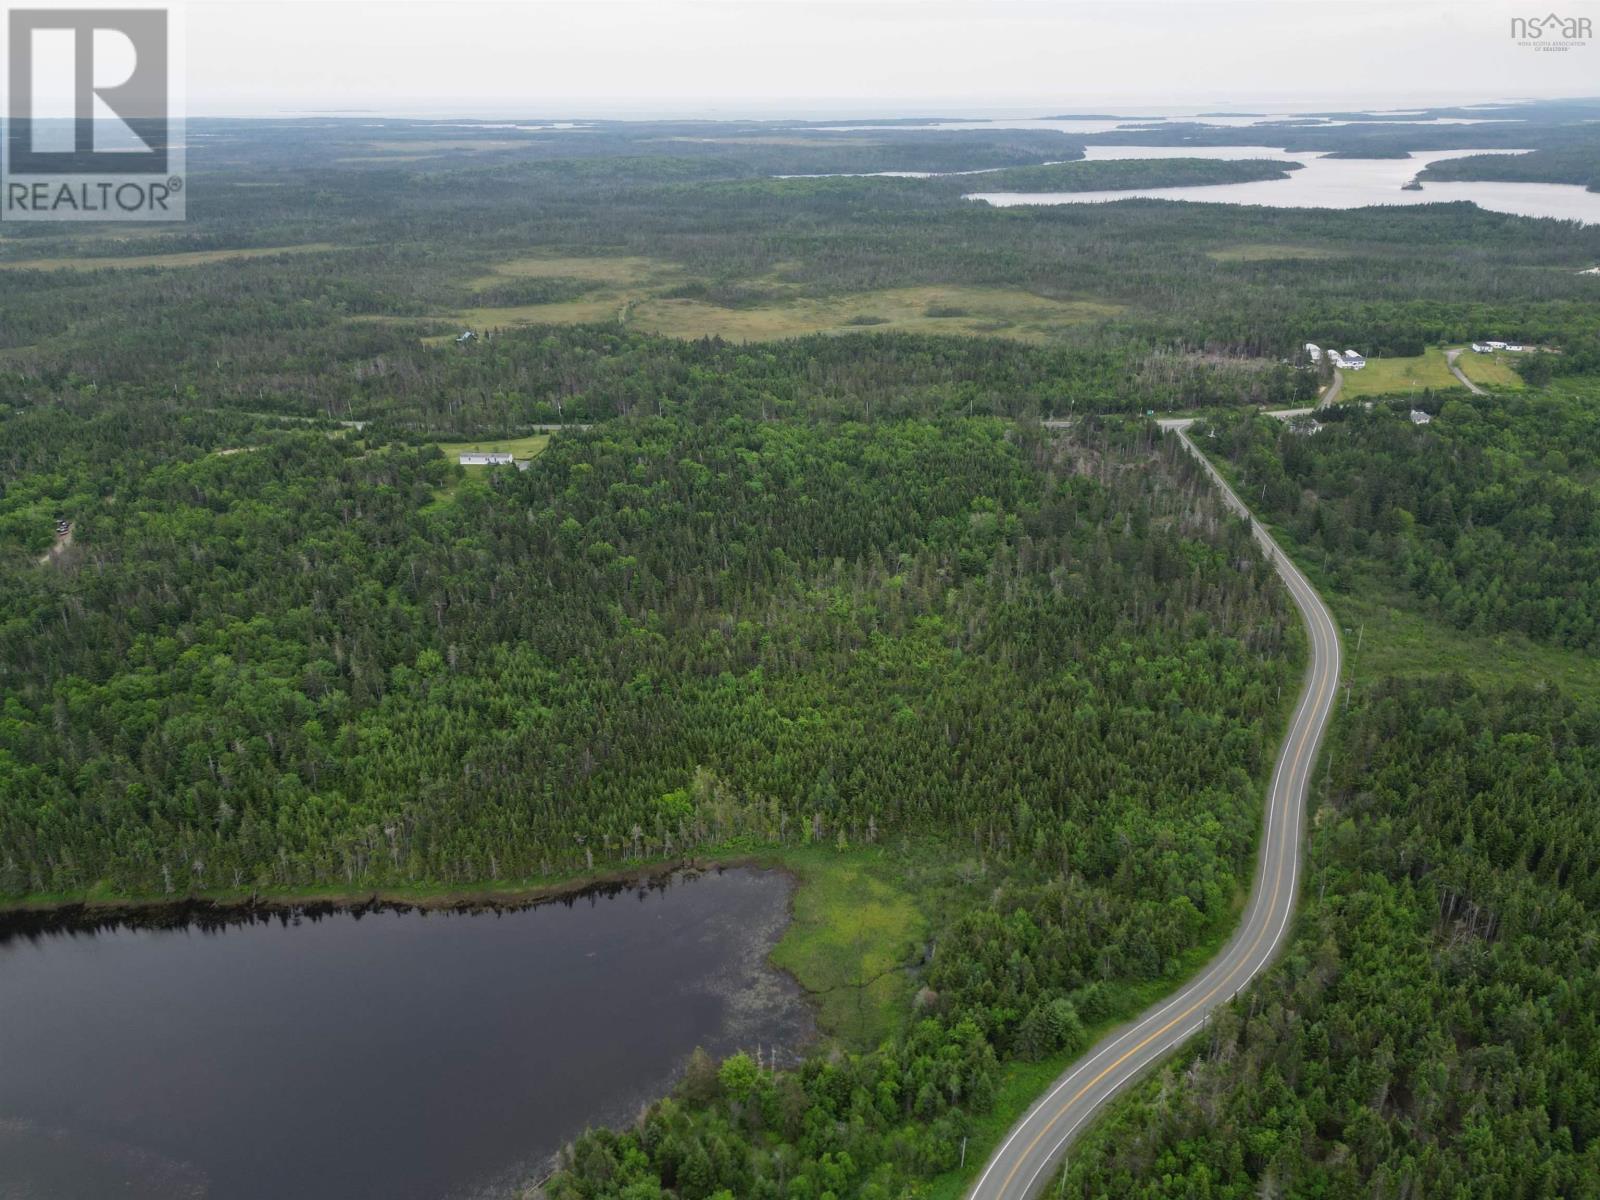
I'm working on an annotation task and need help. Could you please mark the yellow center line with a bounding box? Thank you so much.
[992,503,1337,1196]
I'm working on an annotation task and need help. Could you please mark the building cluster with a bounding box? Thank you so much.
[1304,343,1365,370]
[459,451,515,465]
[1470,341,1525,353]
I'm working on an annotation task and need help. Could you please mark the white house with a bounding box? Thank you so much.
[1343,349,1366,370]
[1410,409,1431,425]
[1328,351,1348,368]
[459,451,515,466]
[1470,342,1492,353]
[1487,340,1507,350]
[456,330,477,344]
[1506,343,1525,352]
[1304,342,1323,363]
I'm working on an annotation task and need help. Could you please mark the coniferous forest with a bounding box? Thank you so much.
[1059,677,1600,1198]
[2,415,1296,906]
[1047,388,1600,1199]
[2,104,1599,1200]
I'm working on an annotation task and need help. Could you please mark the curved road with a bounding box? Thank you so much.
[1444,348,1488,396]
[970,419,1342,1200]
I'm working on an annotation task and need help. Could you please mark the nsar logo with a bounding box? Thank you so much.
[1510,11,1593,51]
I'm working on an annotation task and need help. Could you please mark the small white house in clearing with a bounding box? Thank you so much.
[1304,343,1323,363]
[456,330,477,344]
[1343,350,1366,370]
[1471,342,1492,353]
[1487,340,1507,350]
[1410,409,1432,425]
[459,451,515,466]
[1506,343,1525,352]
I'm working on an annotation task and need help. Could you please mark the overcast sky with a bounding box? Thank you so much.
[181,0,1600,117]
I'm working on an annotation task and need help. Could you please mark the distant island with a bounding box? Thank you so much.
[959,156,1303,192]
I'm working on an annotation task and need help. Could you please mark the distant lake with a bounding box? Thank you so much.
[0,868,813,1200]
[816,113,1523,134]
[966,146,1600,224]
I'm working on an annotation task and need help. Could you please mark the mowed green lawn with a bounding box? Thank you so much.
[435,434,551,464]
[1451,348,1527,391]
[1336,346,1464,400]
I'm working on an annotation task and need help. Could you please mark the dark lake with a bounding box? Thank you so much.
[0,868,813,1200]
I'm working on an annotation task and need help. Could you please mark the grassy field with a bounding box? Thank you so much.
[467,253,680,288]
[1205,243,1340,262]
[1203,446,1596,701]
[426,435,551,510]
[1335,345,1465,400]
[1450,348,1528,390]
[448,252,1121,343]
[0,243,340,272]
[1328,577,1598,701]
[457,282,1119,342]
[1205,444,1597,703]
[767,846,929,1050]
[435,434,551,463]
[631,287,1121,342]
[457,297,627,328]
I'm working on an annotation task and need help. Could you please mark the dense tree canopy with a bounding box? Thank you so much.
[4,103,1599,1200]
[1061,677,1600,1199]
[1,416,1295,910]
[1202,393,1600,650]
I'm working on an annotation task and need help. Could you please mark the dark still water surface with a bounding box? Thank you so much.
[0,868,813,1200]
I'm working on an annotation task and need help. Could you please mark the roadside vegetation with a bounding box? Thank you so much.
[1055,379,1600,1197]
[1205,394,1600,651]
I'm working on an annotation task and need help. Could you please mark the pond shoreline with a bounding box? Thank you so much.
[0,853,780,942]
[2,863,814,1200]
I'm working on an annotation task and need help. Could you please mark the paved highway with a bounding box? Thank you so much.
[969,419,1342,1200]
